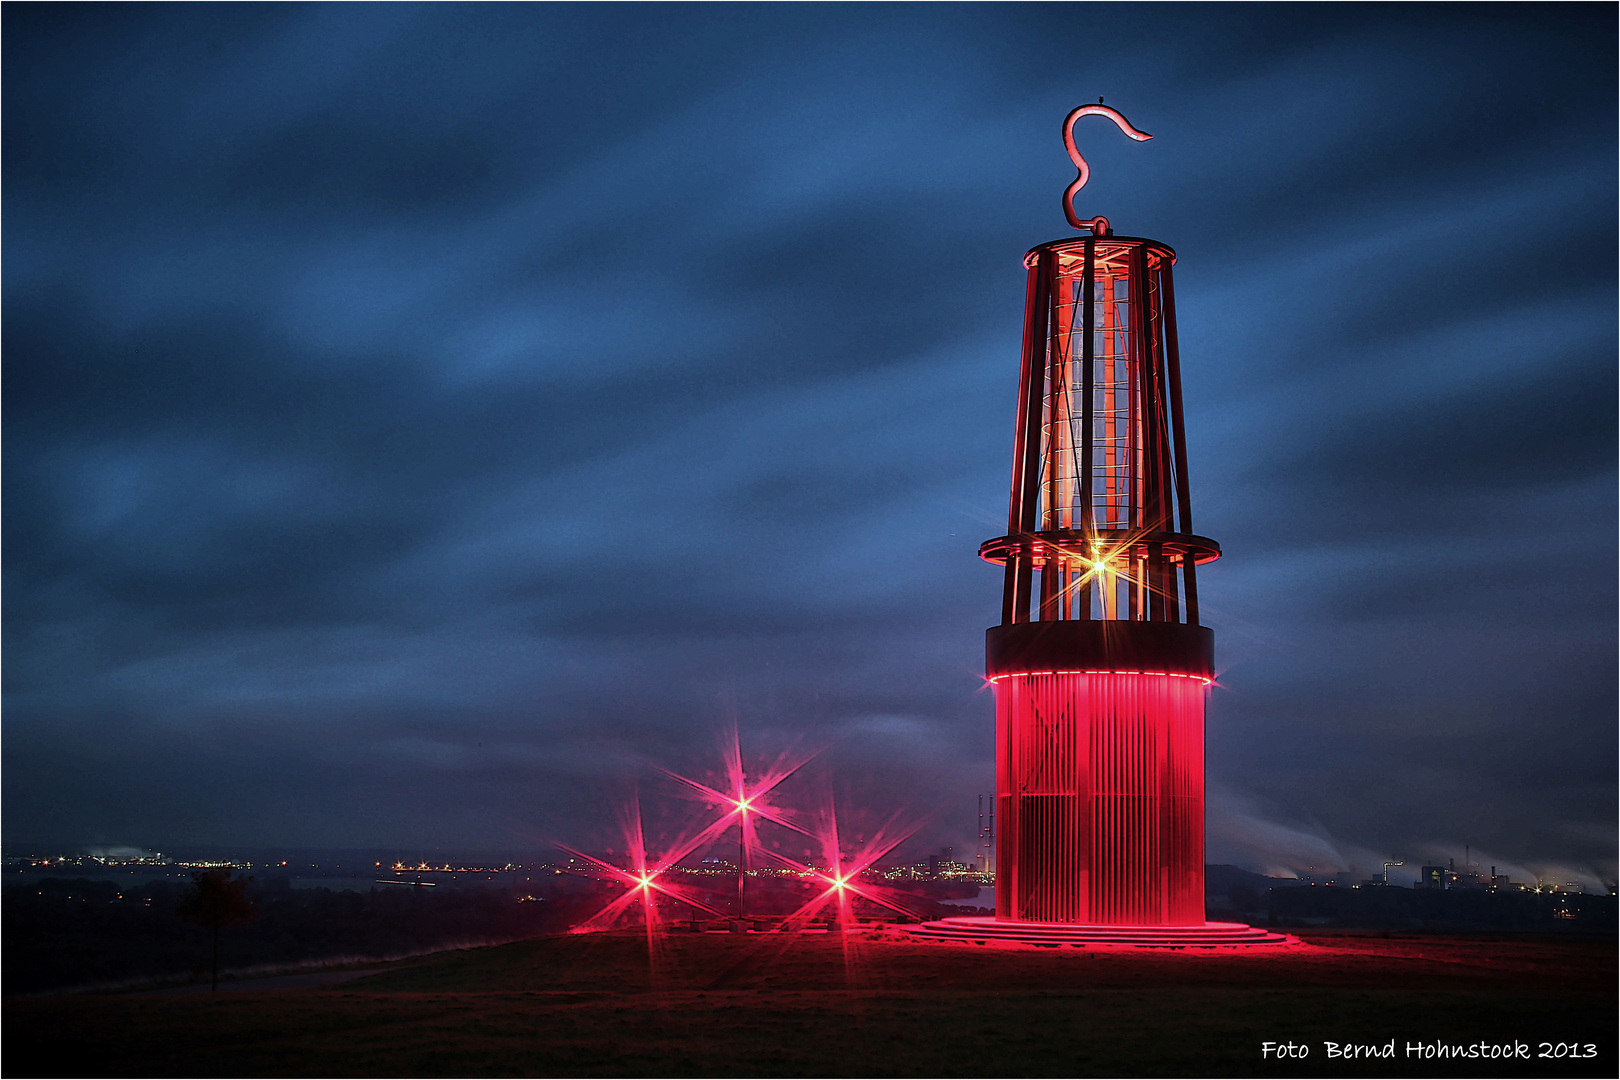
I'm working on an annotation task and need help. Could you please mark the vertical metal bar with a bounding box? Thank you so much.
[1161,254,1194,535]
[1135,245,1165,534]
[1140,288,1157,532]
[1124,246,1143,622]
[1166,552,1181,624]
[1101,253,1119,532]
[1130,246,1151,623]
[1005,564,1027,629]
[1145,255,1175,623]
[1078,239,1095,534]
[738,820,746,921]
[1147,541,1164,622]
[1012,251,1054,624]
[1125,254,1139,541]
[1126,552,1138,621]
[1052,275,1077,535]
[1039,545,1060,621]
[1036,252,1063,623]
[1183,553,1200,627]
[1001,554,1021,627]
[1044,279,1062,536]
[1049,273,1077,621]
[1003,258,1043,626]
[1145,251,1172,536]
[1070,243,1094,621]
[1008,261,1041,533]
[1020,255,1054,520]
[1143,255,1161,567]
[1153,273,1173,538]
[1139,244,1175,622]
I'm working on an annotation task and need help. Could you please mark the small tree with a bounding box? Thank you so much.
[176,870,257,991]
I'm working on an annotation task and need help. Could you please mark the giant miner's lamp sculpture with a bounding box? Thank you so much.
[910,105,1290,947]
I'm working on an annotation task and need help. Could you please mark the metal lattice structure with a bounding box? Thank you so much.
[978,106,1221,926]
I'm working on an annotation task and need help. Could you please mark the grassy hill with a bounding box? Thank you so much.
[5,928,1615,1077]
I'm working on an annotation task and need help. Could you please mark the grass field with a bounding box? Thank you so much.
[5,928,1614,1077]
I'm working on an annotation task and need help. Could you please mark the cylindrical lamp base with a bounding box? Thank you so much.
[990,622,1210,926]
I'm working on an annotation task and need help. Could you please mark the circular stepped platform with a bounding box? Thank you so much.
[900,917,1295,949]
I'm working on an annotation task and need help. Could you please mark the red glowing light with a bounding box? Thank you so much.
[995,671,1206,924]
[557,786,741,933]
[905,917,1297,948]
[557,724,936,950]
[757,801,924,928]
[988,669,1211,685]
[658,760,807,837]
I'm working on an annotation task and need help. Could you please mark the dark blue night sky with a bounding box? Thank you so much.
[4,4,1614,886]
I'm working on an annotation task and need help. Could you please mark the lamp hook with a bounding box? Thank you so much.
[1062,104,1152,234]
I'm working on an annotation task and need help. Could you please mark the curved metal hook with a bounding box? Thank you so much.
[1063,104,1152,231]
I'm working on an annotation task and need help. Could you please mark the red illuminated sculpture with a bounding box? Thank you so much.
[911,105,1289,947]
